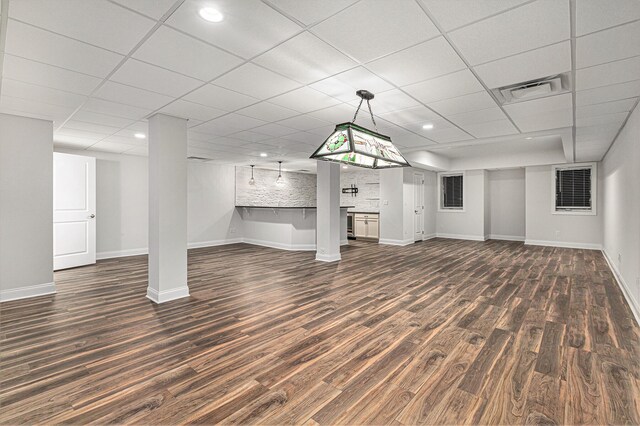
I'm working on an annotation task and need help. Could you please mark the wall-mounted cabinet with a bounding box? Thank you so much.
[354,213,379,240]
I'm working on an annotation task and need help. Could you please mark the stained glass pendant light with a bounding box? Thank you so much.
[310,90,410,169]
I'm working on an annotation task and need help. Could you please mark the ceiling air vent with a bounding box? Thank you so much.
[187,156,212,162]
[491,72,571,105]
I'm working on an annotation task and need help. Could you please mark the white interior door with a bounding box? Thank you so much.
[53,153,96,270]
[414,173,424,241]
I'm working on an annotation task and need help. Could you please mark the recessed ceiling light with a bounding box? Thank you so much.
[422,124,434,130]
[134,133,146,139]
[525,137,533,140]
[198,7,224,23]
[342,165,348,169]
[260,153,268,157]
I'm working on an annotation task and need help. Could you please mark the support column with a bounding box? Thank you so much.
[147,113,189,303]
[316,161,341,262]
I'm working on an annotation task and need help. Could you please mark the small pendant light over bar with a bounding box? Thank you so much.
[310,90,410,169]
[275,161,283,184]
[248,165,255,185]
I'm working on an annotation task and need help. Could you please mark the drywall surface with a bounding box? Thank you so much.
[435,169,487,240]
[55,149,242,258]
[379,168,405,244]
[423,170,437,238]
[525,164,603,249]
[236,167,316,207]
[0,114,54,301]
[340,168,380,212]
[488,169,526,240]
[602,103,640,319]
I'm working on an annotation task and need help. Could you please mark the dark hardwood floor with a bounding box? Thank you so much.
[1,239,639,425]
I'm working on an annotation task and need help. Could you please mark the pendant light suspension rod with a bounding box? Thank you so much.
[351,90,378,132]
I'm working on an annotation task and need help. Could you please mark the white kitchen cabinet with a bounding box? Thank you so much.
[354,213,379,239]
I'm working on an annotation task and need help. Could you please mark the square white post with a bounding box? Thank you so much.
[316,161,341,262]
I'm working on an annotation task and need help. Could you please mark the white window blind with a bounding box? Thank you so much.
[555,167,592,210]
[442,175,463,209]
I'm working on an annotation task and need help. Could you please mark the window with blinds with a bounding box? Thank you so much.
[441,174,463,209]
[555,167,592,211]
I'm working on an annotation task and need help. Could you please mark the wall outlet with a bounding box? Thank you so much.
[383,200,388,205]
[230,227,236,234]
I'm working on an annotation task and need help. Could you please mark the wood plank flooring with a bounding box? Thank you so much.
[1,239,639,425]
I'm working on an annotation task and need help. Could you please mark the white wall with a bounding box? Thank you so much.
[435,169,487,240]
[0,114,54,301]
[341,168,380,212]
[525,164,603,249]
[424,170,437,238]
[602,103,640,320]
[488,169,526,240]
[55,149,242,257]
[235,167,316,207]
[379,168,405,244]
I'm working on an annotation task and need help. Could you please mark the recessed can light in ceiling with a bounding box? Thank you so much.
[525,137,533,140]
[422,124,434,130]
[134,133,146,139]
[260,152,268,157]
[198,7,224,23]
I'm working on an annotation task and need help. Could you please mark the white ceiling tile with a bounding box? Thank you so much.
[348,89,421,114]
[83,98,152,120]
[63,120,122,135]
[420,126,472,143]
[309,67,394,102]
[250,123,299,137]
[123,146,149,157]
[53,137,94,150]
[398,118,454,135]
[212,63,301,99]
[576,80,640,106]
[183,84,259,111]
[1,79,86,108]
[110,0,178,19]
[101,134,146,146]
[8,0,156,54]
[576,112,628,128]
[576,21,640,68]
[192,113,267,136]
[5,20,123,78]
[447,107,509,126]
[307,103,357,123]
[403,69,484,104]
[2,54,102,95]
[378,105,442,125]
[252,32,356,84]
[509,109,573,132]
[166,0,302,59]
[110,58,202,97]
[448,0,569,65]
[311,0,440,63]
[93,81,173,110]
[420,0,529,32]
[269,87,341,113]
[367,37,466,87]
[459,119,518,138]
[276,114,331,131]
[133,26,242,81]
[474,41,571,89]
[56,128,108,140]
[575,56,640,91]
[227,131,273,143]
[266,0,358,25]
[576,0,640,36]
[159,99,227,121]
[72,109,137,128]
[504,93,573,118]
[428,90,497,115]
[576,98,638,118]
[235,102,300,121]
[88,141,137,153]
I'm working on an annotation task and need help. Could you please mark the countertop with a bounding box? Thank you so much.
[348,210,380,214]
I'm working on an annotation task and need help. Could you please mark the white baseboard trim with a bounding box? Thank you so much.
[422,233,436,241]
[524,239,602,250]
[436,233,486,241]
[0,282,56,303]
[97,247,147,260]
[315,253,341,262]
[487,234,525,242]
[379,238,414,246]
[188,238,242,249]
[602,249,640,326]
[242,238,316,251]
[340,239,349,246]
[146,286,189,304]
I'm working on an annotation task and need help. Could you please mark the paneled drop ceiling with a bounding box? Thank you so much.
[0,0,638,169]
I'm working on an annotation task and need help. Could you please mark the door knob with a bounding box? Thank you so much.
[89,214,95,218]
